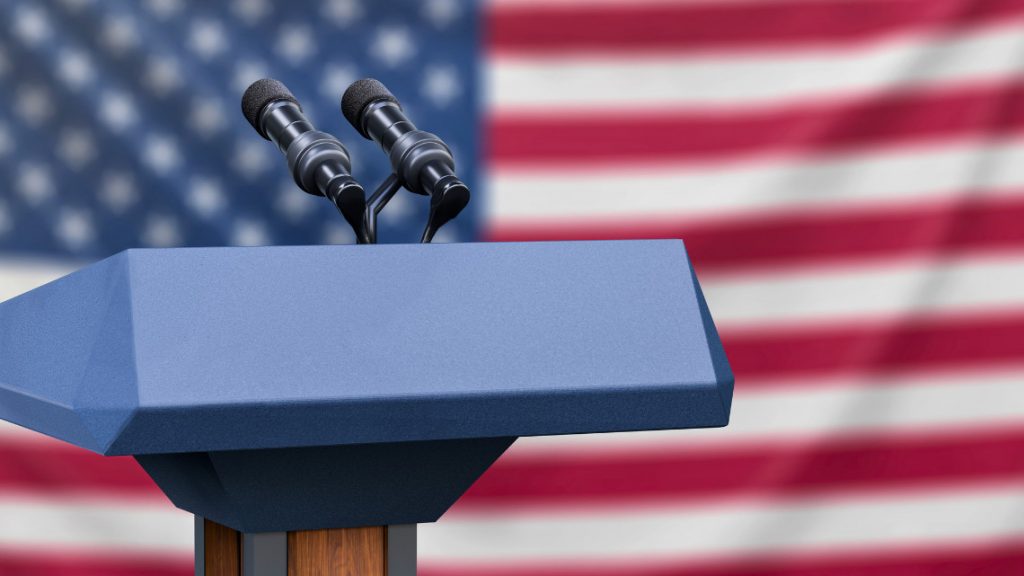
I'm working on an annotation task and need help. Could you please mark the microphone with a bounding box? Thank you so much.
[341,78,470,243]
[242,78,369,243]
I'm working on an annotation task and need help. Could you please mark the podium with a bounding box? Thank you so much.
[0,240,732,575]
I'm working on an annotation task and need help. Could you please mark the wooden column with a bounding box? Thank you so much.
[289,526,386,575]
[198,518,399,576]
[203,518,241,576]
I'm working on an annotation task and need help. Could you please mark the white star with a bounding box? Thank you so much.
[188,19,228,60]
[102,15,140,55]
[58,0,95,12]
[144,55,183,96]
[422,64,461,108]
[188,97,227,138]
[430,225,460,244]
[14,84,54,126]
[145,0,184,19]
[322,222,355,245]
[320,63,358,100]
[98,91,139,132]
[232,140,271,177]
[187,177,226,217]
[12,6,52,46]
[378,190,414,225]
[143,134,182,175]
[142,214,182,247]
[17,163,55,206]
[57,128,97,170]
[275,24,316,65]
[447,142,465,167]
[0,200,11,237]
[369,26,416,68]
[322,0,363,27]
[232,0,272,24]
[422,0,462,28]
[232,60,270,94]
[232,219,271,246]
[99,171,138,213]
[55,208,95,250]
[0,123,12,158]
[275,184,316,222]
[57,49,96,90]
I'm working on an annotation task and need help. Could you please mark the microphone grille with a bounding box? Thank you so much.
[342,78,399,138]
[242,78,300,139]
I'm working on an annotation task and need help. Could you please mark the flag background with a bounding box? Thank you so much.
[2,0,1024,573]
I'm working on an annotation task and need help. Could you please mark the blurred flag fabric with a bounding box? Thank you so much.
[2,0,1024,574]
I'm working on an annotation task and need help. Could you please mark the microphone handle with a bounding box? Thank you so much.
[259,100,370,243]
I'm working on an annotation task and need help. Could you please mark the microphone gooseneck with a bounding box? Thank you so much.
[242,78,369,243]
[341,78,470,243]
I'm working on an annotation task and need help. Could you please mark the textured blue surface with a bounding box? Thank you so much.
[0,240,732,456]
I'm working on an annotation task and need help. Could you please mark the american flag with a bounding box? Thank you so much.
[2,0,1024,574]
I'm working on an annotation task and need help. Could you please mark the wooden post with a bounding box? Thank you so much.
[289,527,385,575]
[203,518,241,576]
[197,518,412,576]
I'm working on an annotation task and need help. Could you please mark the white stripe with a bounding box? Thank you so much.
[9,486,1022,564]
[509,368,1024,455]
[704,253,1024,329]
[421,484,1024,562]
[5,369,1023,453]
[0,494,191,554]
[0,420,57,442]
[488,137,1024,222]
[491,22,1024,110]
[0,258,79,302]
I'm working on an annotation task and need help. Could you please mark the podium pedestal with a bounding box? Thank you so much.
[197,518,415,576]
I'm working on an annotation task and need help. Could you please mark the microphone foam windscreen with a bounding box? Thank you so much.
[342,78,399,138]
[242,78,300,138]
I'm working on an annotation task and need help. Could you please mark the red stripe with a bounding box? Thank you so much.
[6,415,1023,506]
[453,426,1024,510]
[0,440,160,497]
[4,317,1023,499]
[489,0,1024,55]
[724,310,1024,383]
[4,308,1022,498]
[5,310,1024,497]
[489,80,1024,166]
[487,194,1024,274]
[422,538,1024,576]
[0,551,189,576]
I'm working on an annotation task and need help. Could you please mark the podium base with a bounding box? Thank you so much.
[195,517,416,575]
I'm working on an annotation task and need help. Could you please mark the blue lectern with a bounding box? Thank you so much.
[0,239,732,575]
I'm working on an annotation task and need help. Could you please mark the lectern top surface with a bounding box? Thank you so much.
[0,240,731,455]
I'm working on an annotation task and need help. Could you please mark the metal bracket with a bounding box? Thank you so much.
[242,531,288,576]
[387,524,417,576]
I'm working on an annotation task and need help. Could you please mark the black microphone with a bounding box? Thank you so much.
[242,78,369,243]
[341,78,470,243]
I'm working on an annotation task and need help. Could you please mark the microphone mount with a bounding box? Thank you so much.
[343,79,471,244]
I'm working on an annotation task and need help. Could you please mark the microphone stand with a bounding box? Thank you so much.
[361,172,465,244]
[362,174,402,244]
